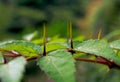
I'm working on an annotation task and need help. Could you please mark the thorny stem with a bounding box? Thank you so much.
[1,48,120,69]
[75,58,108,65]
[26,56,39,61]
[3,54,21,57]
[67,49,120,69]
[75,58,120,69]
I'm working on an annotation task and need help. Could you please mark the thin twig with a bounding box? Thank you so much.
[3,54,21,57]
[75,58,120,69]
[26,56,38,61]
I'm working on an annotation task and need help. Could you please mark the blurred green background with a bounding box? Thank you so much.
[0,0,120,82]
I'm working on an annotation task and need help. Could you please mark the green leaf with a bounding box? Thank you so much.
[32,38,43,44]
[42,42,68,52]
[37,50,76,82]
[110,40,120,50]
[75,40,120,64]
[74,35,85,41]
[73,53,85,58]
[73,41,82,48]
[50,38,66,43]
[0,57,27,82]
[0,52,4,64]
[49,35,66,43]
[0,40,42,58]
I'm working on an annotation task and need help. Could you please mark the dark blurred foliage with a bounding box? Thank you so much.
[0,0,120,82]
[0,0,120,40]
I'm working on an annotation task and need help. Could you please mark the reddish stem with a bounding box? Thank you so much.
[1,48,120,69]
[75,58,108,65]
[3,54,21,57]
[75,58,120,69]
[26,56,39,61]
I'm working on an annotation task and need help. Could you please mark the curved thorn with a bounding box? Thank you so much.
[70,21,72,40]
[43,23,46,56]
[97,28,102,40]
[69,21,73,49]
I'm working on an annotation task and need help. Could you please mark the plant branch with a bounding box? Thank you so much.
[75,58,109,65]
[26,56,40,61]
[75,58,120,69]
[1,48,120,70]
[67,49,120,69]
[3,54,21,57]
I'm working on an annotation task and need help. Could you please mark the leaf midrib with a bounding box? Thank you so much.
[46,56,65,81]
